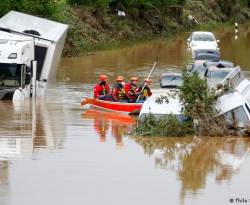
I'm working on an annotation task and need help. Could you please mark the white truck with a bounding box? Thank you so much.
[0,11,68,101]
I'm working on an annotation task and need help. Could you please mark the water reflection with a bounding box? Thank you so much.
[133,136,250,204]
[81,109,135,148]
[0,161,8,205]
[0,96,68,204]
[0,99,67,160]
[219,24,250,69]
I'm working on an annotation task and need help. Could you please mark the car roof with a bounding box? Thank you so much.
[195,53,220,61]
[216,91,246,114]
[194,49,220,56]
[192,31,215,35]
[205,60,234,68]
[207,66,234,72]
[161,72,182,78]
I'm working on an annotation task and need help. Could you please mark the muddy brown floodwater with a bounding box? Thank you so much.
[0,25,250,205]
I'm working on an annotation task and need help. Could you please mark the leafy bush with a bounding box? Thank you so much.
[66,0,184,8]
[0,0,57,17]
[67,0,111,7]
[0,0,10,17]
[135,114,194,137]
[179,72,229,136]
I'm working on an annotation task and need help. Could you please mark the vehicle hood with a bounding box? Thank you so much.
[139,90,183,116]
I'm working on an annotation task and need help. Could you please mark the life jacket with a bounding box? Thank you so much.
[142,87,149,97]
[101,84,109,95]
[129,84,137,95]
[94,83,110,98]
[137,85,152,100]
[125,83,138,101]
[117,88,125,99]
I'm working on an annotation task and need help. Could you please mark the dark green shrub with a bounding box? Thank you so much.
[66,0,110,7]
[135,114,194,137]
[0,0,10,17]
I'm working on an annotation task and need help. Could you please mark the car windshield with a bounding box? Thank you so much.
[192,33,215,41]
[192,63,207,75]
[0,63,21,87]
[207,62,234,68]
[161,76,183,88]
[195,54,219,61]
[210,70,230,79]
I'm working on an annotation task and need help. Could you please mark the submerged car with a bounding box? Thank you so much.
[139,68,250,129]
[205,66,242,88]
[139,78,250,128]
[189,60,234,77]
[187,31,219,53]
[215,79,250,128]
[194,49,220,61]
[139,73,185,122]
[138,90,185,122]
[160,73,183,89]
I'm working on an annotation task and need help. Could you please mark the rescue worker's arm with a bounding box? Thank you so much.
[148,88,152,96]
[106,84,111,94]
[125,84,130,95]
[124,91,130,100]
[94,85,100,98]
[135,87,143,96]
[112,89,118,102]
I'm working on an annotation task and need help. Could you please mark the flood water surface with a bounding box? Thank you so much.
[1,25,250,205]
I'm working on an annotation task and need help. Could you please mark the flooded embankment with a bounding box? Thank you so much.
[0,25,250,205]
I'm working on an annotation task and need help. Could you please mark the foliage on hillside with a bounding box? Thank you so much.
[0,0,250,56]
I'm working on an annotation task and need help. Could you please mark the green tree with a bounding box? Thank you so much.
[0,0,10,17]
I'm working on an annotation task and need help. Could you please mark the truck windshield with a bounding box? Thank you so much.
[0,63,21,87]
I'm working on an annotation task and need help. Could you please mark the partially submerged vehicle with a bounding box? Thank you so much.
[160,72,183,88]
[187,31,219,53]
[189,60,234,78]
[139,90,185,122]
[139,68,250,129]
[215,78,250,128]
[139,73,184,121]
[0,11,68,101]
[205,66,242,88]
[193,49,220,61]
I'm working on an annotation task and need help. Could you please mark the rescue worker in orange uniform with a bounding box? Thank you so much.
[136,79,152,102]
[112,76,129,102]
[94,74,111,100]
[125,77,139,103]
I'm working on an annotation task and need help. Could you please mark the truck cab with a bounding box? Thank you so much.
[0,31,34,100]
[0,11,68,101]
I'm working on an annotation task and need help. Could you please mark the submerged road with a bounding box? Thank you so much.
[0,25,250,205]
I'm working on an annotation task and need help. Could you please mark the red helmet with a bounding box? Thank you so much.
[116,76,124,82]
[99,74,107,81]
[131,77,138,81]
